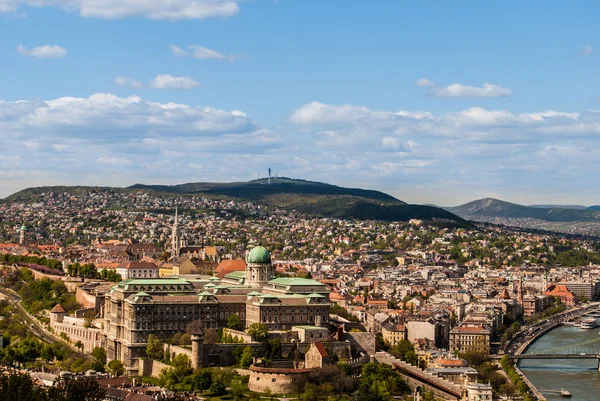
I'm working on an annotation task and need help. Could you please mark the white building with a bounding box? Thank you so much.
[116,261,160,280]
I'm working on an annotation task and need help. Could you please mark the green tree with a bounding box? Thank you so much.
[226,314,243,331]
[193,370,213,393]
[230,380,247,401]
[391,339,417,365]
[247,323,269,342]
[146,334,164,360]
[209,380,226,395]
[91,347,107,372]
[74,341,84,352]
[107,360,125,377]
[239,346,254,368]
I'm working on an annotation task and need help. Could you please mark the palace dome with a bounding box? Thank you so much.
[247,245,271,264]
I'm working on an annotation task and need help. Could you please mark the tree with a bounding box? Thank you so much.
[179,333,191,346]
[83,312,95,329]
[107,360,125,377]
[209,380,226,395]
[203,329,218,344]
[193,370,213,393]
[0,371,47,401]
[303,383,320,401]
[91,347,107,372]
[48,376,105,401]
[247,323,269,342]
[230,380,247,401]
[146,334,164,360]
[74,341,84,352]
[391,339,417,365]
[227,314,243,331]
[239,346,254,368]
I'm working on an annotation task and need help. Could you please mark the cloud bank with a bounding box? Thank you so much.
[3,95,600,205]
[0,0,240,20]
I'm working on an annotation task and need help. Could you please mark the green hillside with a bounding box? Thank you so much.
[1,178,466,224]
[130,178,465,224]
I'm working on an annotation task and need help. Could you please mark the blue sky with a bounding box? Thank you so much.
[1,0,599,205]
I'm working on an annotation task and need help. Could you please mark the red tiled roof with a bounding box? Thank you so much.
[215,260,246,278]
[314,341,329,357]
[50,304,66,313]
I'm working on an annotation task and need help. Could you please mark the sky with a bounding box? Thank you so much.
[1,0,599,206]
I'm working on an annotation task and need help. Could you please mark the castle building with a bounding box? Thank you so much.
[102,245,330,370]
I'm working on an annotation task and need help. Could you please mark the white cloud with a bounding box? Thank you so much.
[17,44,67,58]
[581,45,593,56]
[0,93,254,137]
[0,0,240,20]
[4,94,600,205]
[149,74,200,90]
[432,82,513,98]
[170,45,241,61]
[415,78,435,87]
[115,76,144,89]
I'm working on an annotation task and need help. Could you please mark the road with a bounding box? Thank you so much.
[0,287,81,354]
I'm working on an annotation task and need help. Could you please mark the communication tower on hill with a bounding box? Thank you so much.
[268,167,271,184]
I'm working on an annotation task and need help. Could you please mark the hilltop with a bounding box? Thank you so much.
[446,198,600,223]
[3,178,466,224]
[130,178,464,223]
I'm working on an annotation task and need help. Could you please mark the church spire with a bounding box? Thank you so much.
[171,207,180,260]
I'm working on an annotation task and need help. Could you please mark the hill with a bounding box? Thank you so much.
[130,178,465,224]
[3,178,466,224]
[446,198,600,223]
[130,178,401,203]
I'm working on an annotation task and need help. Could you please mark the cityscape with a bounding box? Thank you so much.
[2,1,600,401]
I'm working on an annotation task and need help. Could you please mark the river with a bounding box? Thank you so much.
[519,318,600,401]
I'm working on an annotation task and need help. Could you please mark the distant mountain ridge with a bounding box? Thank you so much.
[3,178,466,224]
[529,204,587,210]
[446,198,600,222]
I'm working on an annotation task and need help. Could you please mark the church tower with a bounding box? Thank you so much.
[171,208,180,260]
[245,245,275,288]
[19,224,27,245]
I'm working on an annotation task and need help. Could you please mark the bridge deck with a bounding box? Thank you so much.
[511,354,599,359]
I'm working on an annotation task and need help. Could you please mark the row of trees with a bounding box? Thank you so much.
[500,356,536,401]
[0,254,62,271]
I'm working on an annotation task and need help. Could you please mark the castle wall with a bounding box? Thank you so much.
[248,366,317,394]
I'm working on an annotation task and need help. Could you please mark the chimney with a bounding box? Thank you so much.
[337,326,344,341]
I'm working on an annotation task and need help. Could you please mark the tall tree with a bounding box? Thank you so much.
[146,334,164,360]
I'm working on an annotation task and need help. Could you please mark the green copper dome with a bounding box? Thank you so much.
[247,245,271,264]
[21,224,27,231]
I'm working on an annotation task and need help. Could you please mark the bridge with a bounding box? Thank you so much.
[513,353,599,360]
[508,335,600,370]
